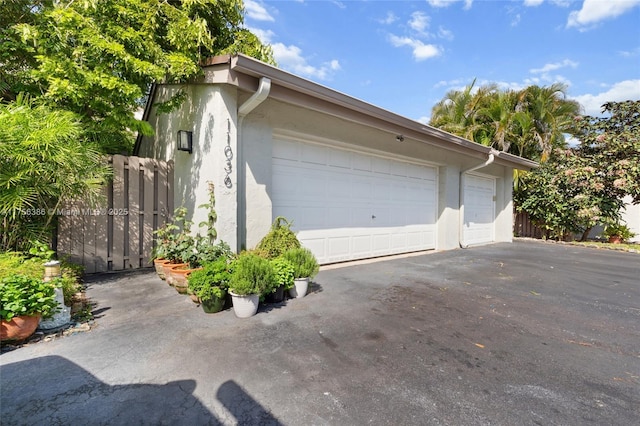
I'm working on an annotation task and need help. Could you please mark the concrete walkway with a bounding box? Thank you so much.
[1,241,639,425]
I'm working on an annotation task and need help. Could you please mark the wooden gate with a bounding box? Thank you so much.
[56,155,173,273]
[513,211,543,239]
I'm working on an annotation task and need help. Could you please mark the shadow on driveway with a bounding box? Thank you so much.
[1,355,281,425]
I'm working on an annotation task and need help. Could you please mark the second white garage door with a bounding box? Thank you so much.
[462,174,496,246]
[272,138,437,264]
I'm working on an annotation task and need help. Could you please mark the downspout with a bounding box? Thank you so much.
[459,149,496,248]
[236,77,271,251]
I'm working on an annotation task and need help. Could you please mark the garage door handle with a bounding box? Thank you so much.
[371,215,376,219]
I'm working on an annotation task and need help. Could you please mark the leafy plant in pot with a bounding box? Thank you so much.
[282,248,319,299]
[187,259,231,313]
[265,258,295,303]
[1,274,58,342]
[152,206,191,282]
[228,252,277,318]
[603,222,635,244]
[255,216,301,259]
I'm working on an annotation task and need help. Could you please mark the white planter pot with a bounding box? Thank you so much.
[288,278,309,299]
[229,292,259,318]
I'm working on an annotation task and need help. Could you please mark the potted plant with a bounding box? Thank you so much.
[282,248,319,299]
[0,274,58,342]
[265,258,295,303]
[603,222,635,244]
[228,252,277,318]
[187,259,231,313]
[255,216,301,259]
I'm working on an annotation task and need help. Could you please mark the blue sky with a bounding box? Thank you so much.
[243,0,640,121]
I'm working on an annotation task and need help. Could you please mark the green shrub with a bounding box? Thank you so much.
[187,258,231,300]
[603,222,635,241]
[255,217,301,259]
[270,258,295,290]
[229,252,277,295]
[0,274,58,321]
[0,251,83,306]
[282,248,319,279]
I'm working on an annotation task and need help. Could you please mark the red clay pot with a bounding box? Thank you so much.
[163,262,187,286]
[153,258,171,280]
[170,266,201,294]
[1,315,42,342]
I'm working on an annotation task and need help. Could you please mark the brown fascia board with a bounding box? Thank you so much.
[203,54,538,170]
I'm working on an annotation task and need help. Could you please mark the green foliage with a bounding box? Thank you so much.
[198,182,218,244]
[515,149,623,240]
[515,101,640,240]
[153,206,192,262]
[229,252,276,296]
[430,82,580,161]
[256,217,301,259]
[0,274,58,321]
[270,258,295,291]
[282,248,319,279]
[1,0,275,154]
[603,223,635,241]
[574,101,640,204]
[0,96,111,251]
[188,258,231,300]
[0,251,83,306]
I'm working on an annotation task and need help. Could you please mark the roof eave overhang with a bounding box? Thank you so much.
[200,54,538,171]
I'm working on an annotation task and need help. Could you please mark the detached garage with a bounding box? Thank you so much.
[136,54,536,264]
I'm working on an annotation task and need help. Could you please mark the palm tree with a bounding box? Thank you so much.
[429,79,495,141]
[476,90,519,152]
[518,84,581,161]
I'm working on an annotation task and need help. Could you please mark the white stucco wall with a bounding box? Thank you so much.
[138,84,240,251]
[141,82,518,257]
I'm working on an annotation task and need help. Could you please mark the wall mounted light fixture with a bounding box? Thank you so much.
[177,130,193,153]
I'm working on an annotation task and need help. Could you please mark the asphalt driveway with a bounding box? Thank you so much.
[1,240,639,425]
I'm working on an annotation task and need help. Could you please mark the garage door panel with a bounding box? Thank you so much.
[353,154,372,172]
[273,139,437,263]
[463,175,495,246]
[352,235,372,255]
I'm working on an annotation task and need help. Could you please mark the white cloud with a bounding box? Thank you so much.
[427,0,473,9]
[524,0,544,6]
[530,59,578,74]
[438,26,454,40]
[619,47,640,57]
[567,0,640,30]
[379,11,398,25]
[511,13,521,27]
[409,11,430,33]
[389,35,441,61]
[247,27,275,44]
[417,116,431,124]
[572,80,640,116]
[271,43,341,80]
[332,1,346,9]
[245,0,275,22]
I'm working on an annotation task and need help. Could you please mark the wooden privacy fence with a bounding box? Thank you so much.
[57,155,173,273]
[513,211,543,239]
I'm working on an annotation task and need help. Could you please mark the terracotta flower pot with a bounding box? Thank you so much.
[608,236,623,244]
[153,258,171,280]
[170,266,201,294]
[1,315,42,342]
[163,262,187,286]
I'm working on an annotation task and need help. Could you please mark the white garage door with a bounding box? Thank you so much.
[463,174,495,246]
[272,139,437,264]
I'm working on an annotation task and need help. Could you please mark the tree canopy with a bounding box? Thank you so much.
[429,82,581,162]
[515,101,639,240]
[1,0,275,154]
